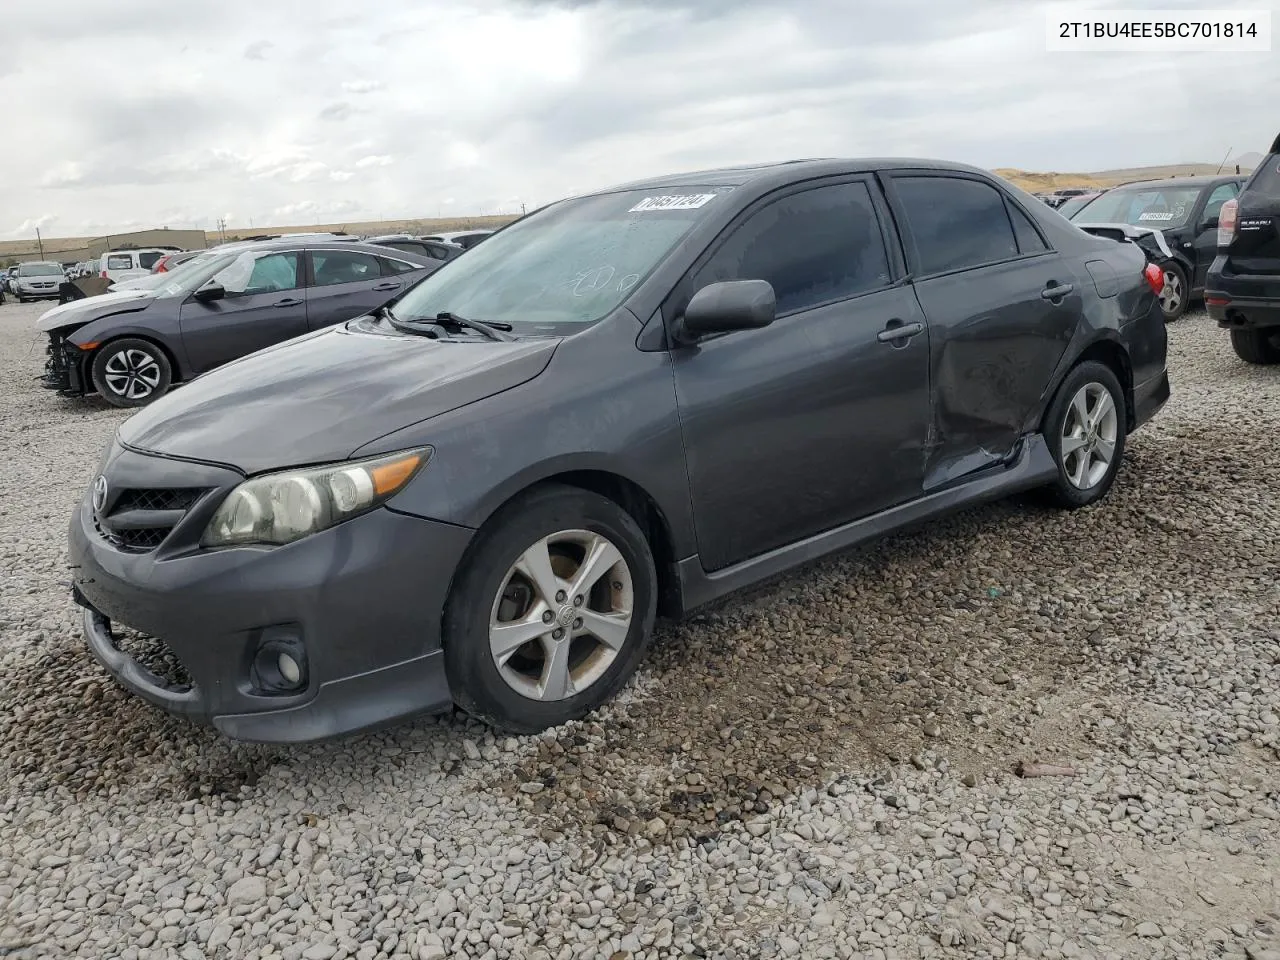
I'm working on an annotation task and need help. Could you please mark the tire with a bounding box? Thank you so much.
[443,483,658,734]
[1229,328,1280,365]
[1038,360,1128,509]
[1157,261,1188,322]
[90,338,173,408]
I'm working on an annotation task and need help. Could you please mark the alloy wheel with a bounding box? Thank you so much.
[1159,269,1182,317]
[102,348,162,401]
[1060,382,1118,489]
[488,529,634,701]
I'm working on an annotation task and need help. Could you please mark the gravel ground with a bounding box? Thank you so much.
[0,299,1277,960]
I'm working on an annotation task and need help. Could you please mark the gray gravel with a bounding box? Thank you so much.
[0,299,1277,960]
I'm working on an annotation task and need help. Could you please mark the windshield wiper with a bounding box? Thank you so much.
[427,311,515,341]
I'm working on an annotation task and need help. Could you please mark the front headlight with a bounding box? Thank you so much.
[201,447,430,548]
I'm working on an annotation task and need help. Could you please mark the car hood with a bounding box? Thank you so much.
[118,324,560,475]
[36,289,156,332]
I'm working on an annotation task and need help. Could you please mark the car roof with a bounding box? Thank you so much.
[202,238,434,263]
[595,157,997,196]
[1111,174,1245,189]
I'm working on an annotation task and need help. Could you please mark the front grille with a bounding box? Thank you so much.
[96,486,211,554]
[113,488,205,513]
[108,622,192,691]
[117,528,172,551]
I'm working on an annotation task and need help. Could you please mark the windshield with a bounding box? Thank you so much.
[19,262,63,276]
[392,187,730,333]
[1071,185,1202,228]
[1057,194,1098,219]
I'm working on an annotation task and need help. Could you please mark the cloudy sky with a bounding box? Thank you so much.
[1,0,1275,240]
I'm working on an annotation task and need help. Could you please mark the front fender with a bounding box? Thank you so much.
[67,322,190,380]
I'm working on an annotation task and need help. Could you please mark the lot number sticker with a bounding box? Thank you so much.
[629,194,717,212]
[1138,211,1175,221]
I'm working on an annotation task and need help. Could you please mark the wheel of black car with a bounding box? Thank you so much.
[1039,360,1127,510]
[1229,328,1280,365]
[1157,261,1188,322]
[443,483,658,734]
[91,338,172,408]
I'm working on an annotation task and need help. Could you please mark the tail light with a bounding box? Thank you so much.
[1217,198,1238,248]
[100,269,108,279]
[1143,263,1165,295]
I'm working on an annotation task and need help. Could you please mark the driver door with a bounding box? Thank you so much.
[179,250,308,374]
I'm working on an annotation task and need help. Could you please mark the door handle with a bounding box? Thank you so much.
[372,282,401,292]
[1040,282,1074,301]
[273,297,303,307]
[877,319,925,344]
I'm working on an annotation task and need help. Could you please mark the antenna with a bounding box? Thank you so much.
[1215,146,1232,174]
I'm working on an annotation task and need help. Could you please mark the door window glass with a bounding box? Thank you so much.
[1202,183,1239,224]
[692,182,892,315]
[212,251,300,295]
[1008,202,1049,253]
[894,176,1019,274]
[312,250,380,286]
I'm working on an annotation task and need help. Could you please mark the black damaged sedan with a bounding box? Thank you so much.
[70,158,1170,742]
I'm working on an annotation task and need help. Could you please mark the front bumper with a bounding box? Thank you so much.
[68,455,475,743]
[42,334,89,395]
[17,284,62,299]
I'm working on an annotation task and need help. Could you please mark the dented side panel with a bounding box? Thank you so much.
[912,257,1080,490]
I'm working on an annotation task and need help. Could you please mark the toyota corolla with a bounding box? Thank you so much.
[69,158,1170,742]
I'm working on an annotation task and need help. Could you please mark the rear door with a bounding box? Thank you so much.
[883,171,1080,488]
[304,248,408,329]
[1192,181,1240,288]
[178,250,307,373]
[1227,156,1280,277]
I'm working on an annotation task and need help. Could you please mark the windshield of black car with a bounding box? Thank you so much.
[19,263,62,276]
[1071,186,1202,229]
[391,187,730,333]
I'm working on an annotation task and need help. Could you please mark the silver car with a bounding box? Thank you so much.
[13,262,65,302]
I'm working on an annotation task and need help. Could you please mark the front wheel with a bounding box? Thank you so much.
[1038,360,1128,510]
[91,338,173,408]
[443,484,657,733]
[1229,328,1280,365]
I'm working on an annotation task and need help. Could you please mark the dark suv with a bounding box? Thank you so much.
[68,158,1170,743]
[1206,133,1280,364]
[1071,174,1247,321]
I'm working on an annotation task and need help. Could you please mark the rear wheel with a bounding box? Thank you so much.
[443,484,657,733]
[1157,262,1188,322]
[1229,328,1280,365]
[1039,361,1127,509]
[91,338,172,408]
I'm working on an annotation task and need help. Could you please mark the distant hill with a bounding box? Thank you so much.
[994,158,1258,194]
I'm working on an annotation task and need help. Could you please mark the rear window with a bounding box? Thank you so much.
[1245,156,1280,197]
[106,254,133,269]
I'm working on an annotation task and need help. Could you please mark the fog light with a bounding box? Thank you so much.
[249,631,308,694]
[277,652,301,685]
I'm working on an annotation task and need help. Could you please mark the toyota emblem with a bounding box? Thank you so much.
[91,475,109,515]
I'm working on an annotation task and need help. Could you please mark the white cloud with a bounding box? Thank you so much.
[341,79,385,94]
[0,0,1275,240]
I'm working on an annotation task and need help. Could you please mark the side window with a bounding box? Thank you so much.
[692,182,892,316]
[1007,202,1048,254]
[137,251,164,269]
[378,256,418,275]
[312,250,380,287]
[894,176,1019,274]
[1202,183,1238,224]
[212,251,300,296]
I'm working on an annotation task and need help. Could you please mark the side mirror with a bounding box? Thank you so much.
[193,281,226,303]
[676,279,776,342]
[1201,216,1219,231]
